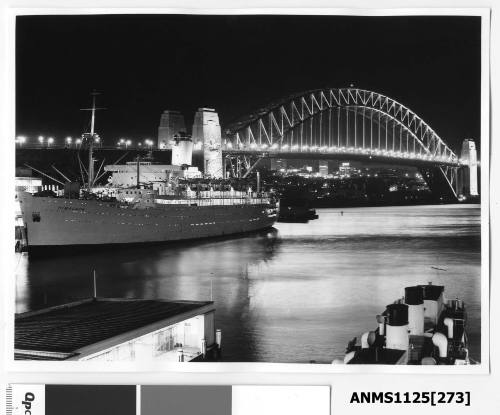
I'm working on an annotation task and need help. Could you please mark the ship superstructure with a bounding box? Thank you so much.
[339,283,470,365]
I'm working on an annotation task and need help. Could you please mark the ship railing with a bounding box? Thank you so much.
[154,195,272,207]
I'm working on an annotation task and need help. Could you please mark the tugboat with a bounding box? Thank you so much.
[277,204,319,223]
[338,283,471,365]
[277,191,319,223]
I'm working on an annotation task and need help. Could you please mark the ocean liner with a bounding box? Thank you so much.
[16,93,278,253]
[17,188,277,253]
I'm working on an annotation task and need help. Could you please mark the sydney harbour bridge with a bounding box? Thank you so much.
[17,87,479,201]
[220,88,478,200]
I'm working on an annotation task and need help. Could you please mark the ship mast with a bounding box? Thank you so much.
[136,155,140,189]
[81,90,104,191]
[88,91,97,191]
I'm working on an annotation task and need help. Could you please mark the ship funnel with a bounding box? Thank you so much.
[385,303,409,351]
[420,283,444,325]
[405,286,425,335]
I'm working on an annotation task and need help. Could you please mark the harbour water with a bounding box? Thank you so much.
[15,204,481,363]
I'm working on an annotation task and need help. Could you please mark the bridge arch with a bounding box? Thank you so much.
[224,88,459,165]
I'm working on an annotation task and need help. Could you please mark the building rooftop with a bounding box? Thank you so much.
[15,298,214,359]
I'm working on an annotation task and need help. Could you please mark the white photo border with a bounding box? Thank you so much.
[1,6,491,376]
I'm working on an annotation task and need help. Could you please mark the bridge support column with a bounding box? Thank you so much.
[419,167,458,202]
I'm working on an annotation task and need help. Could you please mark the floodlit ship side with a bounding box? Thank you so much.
[17,188,278,252]
[16,136,278,252]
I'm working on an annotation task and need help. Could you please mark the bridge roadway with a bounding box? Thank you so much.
[16,144,463,167]
[223,148,462,168]
[16,146,473,200]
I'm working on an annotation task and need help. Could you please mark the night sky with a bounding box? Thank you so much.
[16,14,481,152]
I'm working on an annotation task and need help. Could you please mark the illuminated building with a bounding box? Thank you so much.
[318,162,329,177]
[15,176,42,194]
[270,159,287,172]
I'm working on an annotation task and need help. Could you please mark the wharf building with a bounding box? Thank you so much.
[15,298,217,362]
[15,168,43,194]
[157,110,187,150]
[15,168,43,250]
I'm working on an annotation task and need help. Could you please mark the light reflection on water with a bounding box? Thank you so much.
[15,204,481,363]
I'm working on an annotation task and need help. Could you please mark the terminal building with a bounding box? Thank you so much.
[15,298,217,362]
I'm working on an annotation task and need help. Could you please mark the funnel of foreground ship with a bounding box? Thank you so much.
[339,283,471,365]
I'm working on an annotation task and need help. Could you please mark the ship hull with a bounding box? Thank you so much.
[17,192,277,253]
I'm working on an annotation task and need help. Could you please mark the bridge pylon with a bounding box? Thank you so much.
[193,108,224,178]
[457,139,479,198]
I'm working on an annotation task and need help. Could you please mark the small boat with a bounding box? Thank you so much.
[337,282,471,365]
[278,205,319,223]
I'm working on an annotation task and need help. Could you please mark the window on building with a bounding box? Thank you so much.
[154,327,176,355]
